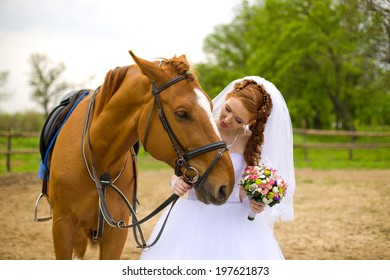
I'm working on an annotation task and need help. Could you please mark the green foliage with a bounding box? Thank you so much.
[0,111,45,132]
[195,0,390,130]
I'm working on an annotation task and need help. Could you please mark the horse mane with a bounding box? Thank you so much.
[96,66,129,115]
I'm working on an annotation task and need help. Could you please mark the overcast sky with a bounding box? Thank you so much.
[0,0,241,113]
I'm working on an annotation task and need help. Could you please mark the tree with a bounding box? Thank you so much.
[0,71,10,101]
[196,0,390,130]
[196,0,255,97]
[366,0,390,67]
[28,53,71,117]
[0,111,45,132]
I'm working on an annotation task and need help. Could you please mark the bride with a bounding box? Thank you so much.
[140,76,295,260]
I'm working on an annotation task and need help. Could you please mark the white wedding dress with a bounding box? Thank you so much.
[139,153,284,260]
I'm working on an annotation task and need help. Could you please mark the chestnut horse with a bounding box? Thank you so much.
[46,51,234,259]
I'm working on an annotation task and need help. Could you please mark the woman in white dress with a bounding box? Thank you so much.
[140,76,296,260]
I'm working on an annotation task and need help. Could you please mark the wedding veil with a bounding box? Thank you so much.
[212,76,296,225]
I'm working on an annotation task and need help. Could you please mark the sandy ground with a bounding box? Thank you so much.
[0,168,389,260]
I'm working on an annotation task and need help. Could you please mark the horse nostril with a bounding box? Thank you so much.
[218,185,227,200]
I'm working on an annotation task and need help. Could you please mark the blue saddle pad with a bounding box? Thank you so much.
[38,90,90,179]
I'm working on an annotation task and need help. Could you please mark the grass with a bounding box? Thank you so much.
[0,135,41,174]
[293,133,390,169]
[0,133,389,175]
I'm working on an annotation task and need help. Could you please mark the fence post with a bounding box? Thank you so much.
[6,130,11,172]
[303,130,308,161]
[349,133,356,160]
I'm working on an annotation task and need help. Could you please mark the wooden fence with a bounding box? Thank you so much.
[293,128,390,160]
[1,129,390,171]
[0,132,40,172]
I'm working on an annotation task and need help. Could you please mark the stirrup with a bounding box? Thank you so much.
[34,193,52,222]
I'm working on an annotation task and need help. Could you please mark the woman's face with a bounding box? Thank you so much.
[218,96,255,131]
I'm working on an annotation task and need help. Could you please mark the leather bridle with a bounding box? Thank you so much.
[143,74,228,188]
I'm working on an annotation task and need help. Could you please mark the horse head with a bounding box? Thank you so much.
[129,51,234,205]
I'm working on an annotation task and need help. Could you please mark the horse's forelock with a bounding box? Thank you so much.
[162,56,194,81]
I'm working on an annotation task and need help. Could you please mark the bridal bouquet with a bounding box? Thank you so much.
[240,164,288,221]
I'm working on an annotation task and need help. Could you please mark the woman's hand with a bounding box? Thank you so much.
[241,188,266,214]
[249,198,266,214]
[170,175,192,196]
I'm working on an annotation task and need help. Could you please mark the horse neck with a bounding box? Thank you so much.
[88,85,146,171]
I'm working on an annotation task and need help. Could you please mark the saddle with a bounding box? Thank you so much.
[38,88,140,182]
[39,89,90,168]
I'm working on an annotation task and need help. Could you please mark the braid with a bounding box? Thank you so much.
[233,80,272,166]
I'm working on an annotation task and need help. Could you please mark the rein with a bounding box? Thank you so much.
[82,73,228,250]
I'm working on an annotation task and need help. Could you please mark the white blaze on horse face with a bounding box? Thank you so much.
[194,88,221,138]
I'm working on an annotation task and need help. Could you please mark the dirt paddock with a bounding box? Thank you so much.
[0,168,389,260]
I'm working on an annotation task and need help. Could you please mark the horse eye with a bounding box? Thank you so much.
[175,110,190,120]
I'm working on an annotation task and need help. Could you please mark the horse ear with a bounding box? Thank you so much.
[129,50,165,82]
[177,54,188,63]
